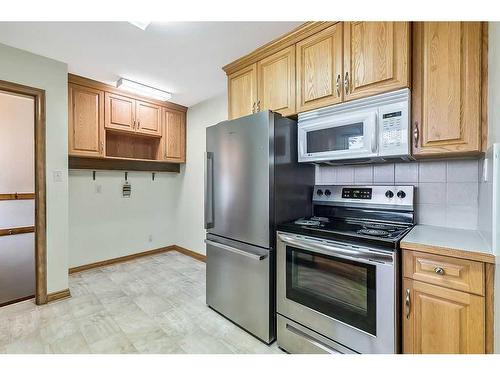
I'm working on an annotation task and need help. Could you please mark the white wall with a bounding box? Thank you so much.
[0,43,69,294]
[68,170,180,267]
[175,93,228,254]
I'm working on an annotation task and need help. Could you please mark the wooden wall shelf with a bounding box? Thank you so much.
[0,226,35,237]
[0,193,35,200]
[68,156,180,172]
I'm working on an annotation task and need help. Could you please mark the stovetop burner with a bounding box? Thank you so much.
[357,228,390,237]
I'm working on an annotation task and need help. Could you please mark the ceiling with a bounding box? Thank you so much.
[0,22,302,107]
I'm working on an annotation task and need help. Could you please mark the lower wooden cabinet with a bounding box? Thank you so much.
[403,278,485,354]
[402,249,492,354]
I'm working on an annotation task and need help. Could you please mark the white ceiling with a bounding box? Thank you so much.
[0,22,302,107]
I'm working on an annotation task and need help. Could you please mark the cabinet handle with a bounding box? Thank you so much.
[137,120,140,128]
[344,72,350,95]
[133,119,136,129]
[434,266,445,275]
[336,74,341,97]
[252,102,256,114]
[256,100,261,112]
[405,288,411,320]
[99,141,104,154]
[413,121,419,147]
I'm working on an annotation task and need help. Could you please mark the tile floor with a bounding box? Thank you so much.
[0,251,283,354]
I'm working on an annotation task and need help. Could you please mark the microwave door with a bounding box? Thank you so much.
[299,111,377,162]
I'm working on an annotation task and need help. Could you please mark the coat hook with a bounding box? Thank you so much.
[152,172,155,181]
[125,172,128,181]
[92,171,96,181]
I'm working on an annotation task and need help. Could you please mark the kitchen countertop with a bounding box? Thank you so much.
[401,224,496,264]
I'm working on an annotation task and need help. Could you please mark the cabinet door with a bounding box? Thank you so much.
[228,63,258,120]
[296,23,343,112]
[68,84,104,157]
[136,100,161,136]
[163,109,186,163]
[412,22,482,156]
[403,279,485,354]
[257,46,296,116]
[343,22,409,101]
[105,92,136,133]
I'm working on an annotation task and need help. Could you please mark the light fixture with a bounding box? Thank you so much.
[128,21,151,31]
[117,78,172,101]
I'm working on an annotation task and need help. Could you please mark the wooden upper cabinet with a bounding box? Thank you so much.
[105,92,136,133]
[163,109,186,163]
[412,22,483,156]
[343,21,410,101]
[257,46,296,116]
[228,63,258,120]
[296,23,343,112]
[136,100,161,136]
[68,84,104,157]
[403,279,485,354]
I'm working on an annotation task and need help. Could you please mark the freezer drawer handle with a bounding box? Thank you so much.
[286,323,341,354]
[204,239,267,261]
[204,152,214,229]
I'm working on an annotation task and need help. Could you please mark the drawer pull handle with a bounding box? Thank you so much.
[405,288,411,320]
[434,266,445,275]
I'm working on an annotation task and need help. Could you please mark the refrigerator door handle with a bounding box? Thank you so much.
[204,239,267,261]
[204,152,214,229]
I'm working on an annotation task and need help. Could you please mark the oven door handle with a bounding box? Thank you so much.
[277,232,393,265]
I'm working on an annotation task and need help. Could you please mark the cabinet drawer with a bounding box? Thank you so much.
[403,250,484,295]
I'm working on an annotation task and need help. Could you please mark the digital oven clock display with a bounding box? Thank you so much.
[342,188,372,200]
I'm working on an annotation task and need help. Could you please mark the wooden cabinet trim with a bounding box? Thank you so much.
[403,250,485,295]
[223,22,338,75]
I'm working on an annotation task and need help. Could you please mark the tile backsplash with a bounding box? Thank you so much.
[315,159,480,230]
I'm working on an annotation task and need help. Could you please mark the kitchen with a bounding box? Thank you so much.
[0,4,499,370]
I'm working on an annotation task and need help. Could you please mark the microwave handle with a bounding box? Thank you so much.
[371,115,378,154]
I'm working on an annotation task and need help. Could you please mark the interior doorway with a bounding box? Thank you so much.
[0,79,47,306]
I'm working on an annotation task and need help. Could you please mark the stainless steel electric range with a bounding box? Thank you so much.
[276,185,415,354]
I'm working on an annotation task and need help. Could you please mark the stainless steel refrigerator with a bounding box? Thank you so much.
[204,111,314,343]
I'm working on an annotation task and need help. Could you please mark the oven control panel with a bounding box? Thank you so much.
[314,185,414,210]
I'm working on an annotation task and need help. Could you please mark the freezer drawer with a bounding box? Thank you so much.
[277,314,356,354]
[205,235,273,343]
[0,233,35,305]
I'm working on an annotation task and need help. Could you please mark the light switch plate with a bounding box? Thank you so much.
[53,170,63,183]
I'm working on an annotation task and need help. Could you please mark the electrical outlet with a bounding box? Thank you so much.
[95,184,102,194]
[148,234,153,242]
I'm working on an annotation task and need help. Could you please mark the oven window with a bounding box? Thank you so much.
[286,246,376,335]
[306,123,364,153]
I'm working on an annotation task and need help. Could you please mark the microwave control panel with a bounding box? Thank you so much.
[381,111,402,149]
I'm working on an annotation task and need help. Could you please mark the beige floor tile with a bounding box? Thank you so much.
[0,251,281,355]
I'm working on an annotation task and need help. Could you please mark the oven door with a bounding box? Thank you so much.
[298,109,378,163]
[276,232,397,354]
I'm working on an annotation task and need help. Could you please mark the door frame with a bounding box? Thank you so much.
[0,79,47,305]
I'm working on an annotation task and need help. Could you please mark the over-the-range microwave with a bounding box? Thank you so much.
[298,89,412,164]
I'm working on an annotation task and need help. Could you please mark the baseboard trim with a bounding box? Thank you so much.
[69,246,176,274]
[173,245,206,262]
[47,289,71,303]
